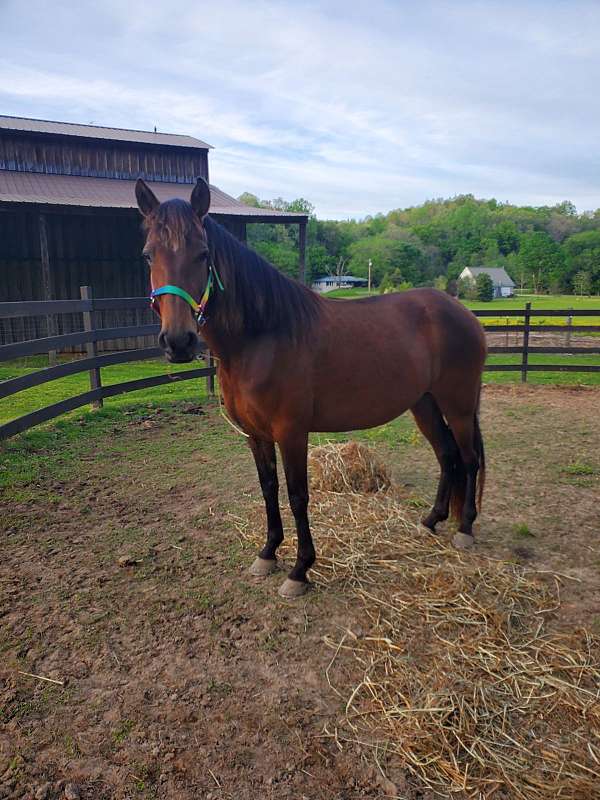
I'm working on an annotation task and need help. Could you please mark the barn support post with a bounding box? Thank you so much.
[80,285,103,409]
[39,213,57,366]
[298,220,307,284]
[521,301,531,383]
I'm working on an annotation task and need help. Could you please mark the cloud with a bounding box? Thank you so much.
[1,0,599,217]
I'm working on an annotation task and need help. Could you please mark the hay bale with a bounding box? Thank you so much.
[308,441,391,494]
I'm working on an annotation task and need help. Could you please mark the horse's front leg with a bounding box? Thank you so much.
[248,437,284,577]
[278,431,315,598]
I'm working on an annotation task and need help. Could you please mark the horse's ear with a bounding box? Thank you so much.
[135,178,159,217]
[191,177,211,219]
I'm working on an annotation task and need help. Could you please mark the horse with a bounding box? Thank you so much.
[135,177,487,598]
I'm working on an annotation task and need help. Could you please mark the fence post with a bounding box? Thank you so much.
[206,351,215,397]
[521,301,531,383]
[565,310,573,349]
[80,286,103,409]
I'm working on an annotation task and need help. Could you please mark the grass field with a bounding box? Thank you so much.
[326,288,600,320]
[0,356,211,427]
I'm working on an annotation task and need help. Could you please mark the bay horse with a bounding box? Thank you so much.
[136,177,486,598]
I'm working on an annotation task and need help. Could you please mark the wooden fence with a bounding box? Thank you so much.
[1,295,599,440]
[0,287,216,440]
[482,302,600,381]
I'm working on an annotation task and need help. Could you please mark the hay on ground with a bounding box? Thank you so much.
[308,441,391,494]
[235,456,600,800]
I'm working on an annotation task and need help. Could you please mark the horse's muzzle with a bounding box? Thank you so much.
[158,329,199,363]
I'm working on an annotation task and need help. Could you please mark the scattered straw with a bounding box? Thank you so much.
[308,441,391,494]
[18,671,64,686]
[236,451,600,800]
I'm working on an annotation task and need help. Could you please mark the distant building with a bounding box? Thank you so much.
[312,275,368,293]
[459,267,515,298]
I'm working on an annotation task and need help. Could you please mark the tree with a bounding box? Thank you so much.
[434,275,447,292]
[458,277,478,300]
[476,273,494,302]
[563,231,600,294]
[573,271,591,296]
[237,192,261,208]
[327,255,349,287]
[516,231,566,293]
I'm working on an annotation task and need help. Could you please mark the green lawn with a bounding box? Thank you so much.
[1,356,210,427]
[325,288,600,325]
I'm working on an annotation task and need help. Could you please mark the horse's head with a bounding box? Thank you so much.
[135,177,211,363]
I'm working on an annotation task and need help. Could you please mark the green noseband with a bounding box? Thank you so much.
[150,261,224,324]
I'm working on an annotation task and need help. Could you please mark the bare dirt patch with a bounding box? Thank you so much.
[1,385,599,799]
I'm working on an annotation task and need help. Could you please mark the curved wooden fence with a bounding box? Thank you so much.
[0,287,215,440]
[1,294,599,440]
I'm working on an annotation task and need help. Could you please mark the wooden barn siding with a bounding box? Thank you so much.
[0,210,155,351]
[0,133,208,183]
[0,211,246,351]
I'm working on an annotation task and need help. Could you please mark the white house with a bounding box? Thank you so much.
[312,275,368,293]
[459,267,516,298]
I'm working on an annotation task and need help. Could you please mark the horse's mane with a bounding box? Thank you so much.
[145,199,322,341]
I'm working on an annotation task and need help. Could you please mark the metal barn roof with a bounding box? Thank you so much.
[0,170,307,222]
[0,115,212,150]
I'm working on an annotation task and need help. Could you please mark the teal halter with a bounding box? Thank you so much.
[150,260,224,325]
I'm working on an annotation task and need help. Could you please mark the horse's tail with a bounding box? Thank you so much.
[474,402,485,512]
[449,386,485,522]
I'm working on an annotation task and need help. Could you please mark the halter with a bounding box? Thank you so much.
[150,258,224,326]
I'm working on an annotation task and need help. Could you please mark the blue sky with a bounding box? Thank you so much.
[1,0,599,219]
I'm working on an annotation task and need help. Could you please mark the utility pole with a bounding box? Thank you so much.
[368,259,372,294]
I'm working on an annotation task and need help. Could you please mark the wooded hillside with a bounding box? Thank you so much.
[240,192,600,295]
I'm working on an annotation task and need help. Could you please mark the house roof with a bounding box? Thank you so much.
[0,114,212,150]
[0,170,307,222]
[462,266,516,287]
[313,275,366,283]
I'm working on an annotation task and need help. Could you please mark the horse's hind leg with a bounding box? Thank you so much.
[445,411,480,548]
[248,437,284,576]
[411,393,459,532]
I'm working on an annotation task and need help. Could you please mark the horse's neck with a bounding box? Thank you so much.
[200,323,236,364]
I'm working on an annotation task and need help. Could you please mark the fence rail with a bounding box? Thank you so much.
[0,287,216,440]
[1,295,599,440]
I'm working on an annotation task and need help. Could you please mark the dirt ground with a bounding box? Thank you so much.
[1,384,599,800]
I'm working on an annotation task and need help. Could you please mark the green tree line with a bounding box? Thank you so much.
[238,192,600,295]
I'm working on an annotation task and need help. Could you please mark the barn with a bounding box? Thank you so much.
[0,115,308,348]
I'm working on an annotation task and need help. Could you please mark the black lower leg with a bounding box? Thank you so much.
[280,434,315,584]
[422,454,454,530]
[248,437,283,561]
[412,395,458,532]
[459,460,479,536]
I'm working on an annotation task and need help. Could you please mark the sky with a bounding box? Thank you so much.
[1,0,599,219]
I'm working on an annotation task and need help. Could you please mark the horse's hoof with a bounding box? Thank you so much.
[278,578,309,598]
[453,532,474,550]
[420,518,436,534]
[249,557,278,577]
